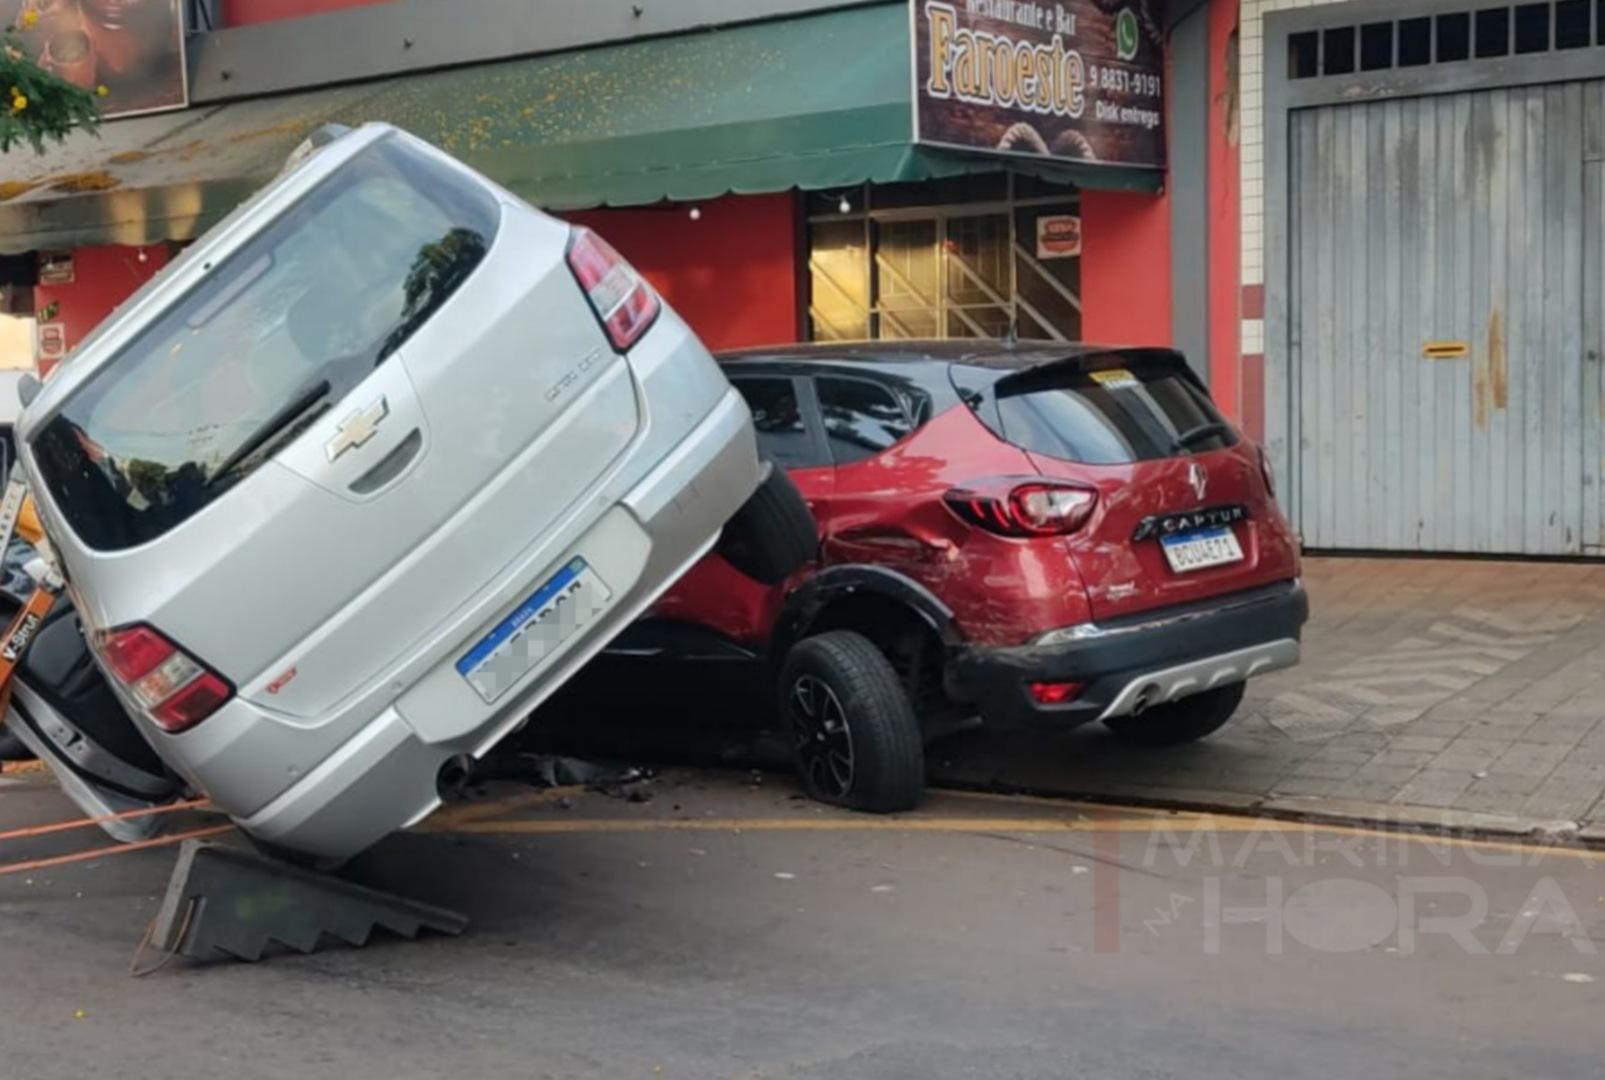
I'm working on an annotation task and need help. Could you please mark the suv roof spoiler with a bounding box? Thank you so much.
[990,347,1202,397]
[280,123,354,175]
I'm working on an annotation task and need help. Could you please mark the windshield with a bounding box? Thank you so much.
[31,135,500,552]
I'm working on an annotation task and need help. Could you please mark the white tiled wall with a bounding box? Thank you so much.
[1238,0,1356,354]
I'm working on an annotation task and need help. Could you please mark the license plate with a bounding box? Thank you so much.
[1160,526,1244,573]
[456,557,613,702]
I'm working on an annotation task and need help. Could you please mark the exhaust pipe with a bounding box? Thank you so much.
[436,754,477,801]
[1130,683,1162,716]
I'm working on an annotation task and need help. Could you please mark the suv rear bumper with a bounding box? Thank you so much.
[234,387,759,859]
[949,580,1308,732]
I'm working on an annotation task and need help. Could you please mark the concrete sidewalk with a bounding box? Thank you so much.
[931,557,1605,839]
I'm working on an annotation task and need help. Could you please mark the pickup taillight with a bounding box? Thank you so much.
[94,624,232,733]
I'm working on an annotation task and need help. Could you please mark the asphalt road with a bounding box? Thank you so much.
[0,770,1601,1079]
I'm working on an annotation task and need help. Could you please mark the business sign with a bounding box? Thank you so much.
[36,321,65,361]
[912,0,1165,171]
[1035,213,1081,258]
[2,0,188,118]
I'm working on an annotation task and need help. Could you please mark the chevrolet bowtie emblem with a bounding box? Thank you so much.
[325,396,389,462]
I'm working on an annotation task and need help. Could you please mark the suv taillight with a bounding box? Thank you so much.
[944,479,1097,537]
[565,227,661,351]
[1257,443,1277,497]
[94,624,232,733]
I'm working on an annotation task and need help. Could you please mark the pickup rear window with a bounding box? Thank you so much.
[31,135,500,551]
[963,351,1236,465]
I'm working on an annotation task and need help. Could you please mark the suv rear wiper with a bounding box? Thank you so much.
[207,378,331,487]
[1172,422,1231,454]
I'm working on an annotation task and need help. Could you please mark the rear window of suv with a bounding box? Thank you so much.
[31,135,500,551]
[963,351,1235,465]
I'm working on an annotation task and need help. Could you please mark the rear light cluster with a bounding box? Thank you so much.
[1257,443,1277,497]
[944,478,1098,537]
[565,227,661,351]
[94,624,232,734]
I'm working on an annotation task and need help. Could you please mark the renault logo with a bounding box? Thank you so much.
[1188,462,1208,503]
[325,396,389,462]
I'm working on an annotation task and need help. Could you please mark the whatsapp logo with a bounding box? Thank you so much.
[1116,8,1140,60]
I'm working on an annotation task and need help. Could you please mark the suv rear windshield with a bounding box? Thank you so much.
[32,135,499,551]
[960,351,1236,465]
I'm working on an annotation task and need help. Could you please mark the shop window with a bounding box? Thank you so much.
[1360,22,1394,70]
[1515,2,1551,50]
[1013,205,1081,341]
[817,377,913,465]
[1556,0,1591,47]
[1398,17,1433,65]
[1475,7,1511,55]
[1323,26,1357,74]
[945,215,1012,339]
[806,179,1081,344]
[1438,12,1473,60]
[808,218,870,340]
[874,220,941,339]
[1288,31,1320,78]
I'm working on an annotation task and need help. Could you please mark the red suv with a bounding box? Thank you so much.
[569,342,1307,811]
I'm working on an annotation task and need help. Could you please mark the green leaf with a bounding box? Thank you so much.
[0,28,101,155]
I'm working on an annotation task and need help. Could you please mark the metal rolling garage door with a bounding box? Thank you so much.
[1289,79,1605,555]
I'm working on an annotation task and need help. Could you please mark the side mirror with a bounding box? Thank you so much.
[17,373,40,409]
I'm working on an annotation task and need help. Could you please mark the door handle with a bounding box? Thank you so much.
[348,428,423,495]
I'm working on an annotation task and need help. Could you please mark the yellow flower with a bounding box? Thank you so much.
[19,9,39,29]
[11,95,26,113]
[95,85,108,98]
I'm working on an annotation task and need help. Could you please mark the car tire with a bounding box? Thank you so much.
[717,462,818,585]
[1103,682,1246,747]
[778,630,923,813]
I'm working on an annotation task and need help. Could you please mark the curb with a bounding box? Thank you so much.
[928,772,1601,849]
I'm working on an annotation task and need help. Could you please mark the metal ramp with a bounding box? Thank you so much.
[150,839,468,963]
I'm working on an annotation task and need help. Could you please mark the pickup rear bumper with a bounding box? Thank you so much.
[949,580,1309,732]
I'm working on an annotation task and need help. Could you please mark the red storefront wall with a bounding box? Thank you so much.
[1079,189,1172,348]
[48,0,1194,366]
[569,194,801,352]
[221,0,391,26]
[33,243,170,372]
[575,188,1174,353]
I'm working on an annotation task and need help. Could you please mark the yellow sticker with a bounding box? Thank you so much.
[1089,368,1140,389]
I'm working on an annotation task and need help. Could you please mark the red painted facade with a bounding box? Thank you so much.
[33,243,170,371]
[1207,0,1244,427]
[221,0,391,27]
[1078,189,1173,348]
[568,194,800,352]
[35,0,1242,393]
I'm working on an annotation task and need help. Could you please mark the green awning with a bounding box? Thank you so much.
[0,2,1159,251]
[336,1,1162,209]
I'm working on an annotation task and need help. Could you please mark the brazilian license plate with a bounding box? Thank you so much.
[456,557,613,702]
[1160,526,1244,573]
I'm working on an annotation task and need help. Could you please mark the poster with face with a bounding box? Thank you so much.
[3,0,187,118]
[912,0,1165,171]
